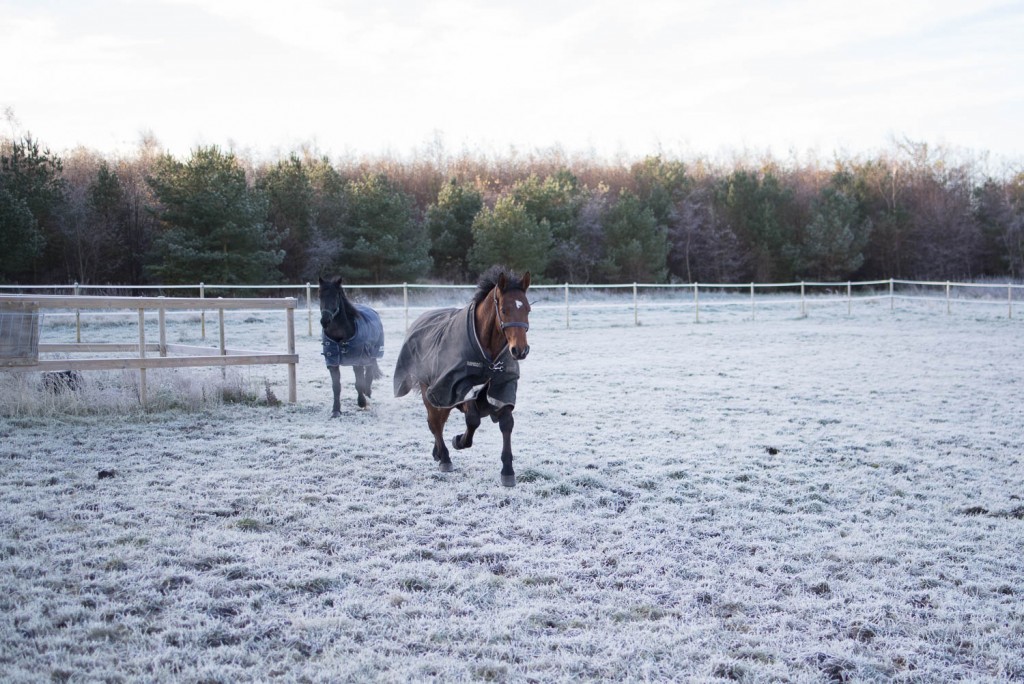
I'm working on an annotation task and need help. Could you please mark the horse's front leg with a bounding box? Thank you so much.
[452,398,482,451]
[328,365,342,418]
[353,366,368,408]
[422,388,453,472]
[496,406,516,487]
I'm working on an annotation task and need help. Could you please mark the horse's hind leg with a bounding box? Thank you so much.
[328,365,342,418]
[421,389,452,472]
[452,399,482,451]
[497,406,516,487]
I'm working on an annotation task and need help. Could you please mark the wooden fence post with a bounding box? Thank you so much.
[200,282,206,340]
[138,307,147,405]
[633,283,638,326]
[158,305,167,357]
[74,282,81,343]
[694,282,700,323]
[565,283,570,329]
[306,282,313,336]
[287,303,297,403]
[218,300,226,380]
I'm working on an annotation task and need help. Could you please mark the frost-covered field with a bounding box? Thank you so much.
[1,298,1022,682]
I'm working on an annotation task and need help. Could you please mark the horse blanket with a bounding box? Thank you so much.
[393,304,519,411]
[321,303,385,367]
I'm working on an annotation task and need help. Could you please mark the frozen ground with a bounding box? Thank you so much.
[1,297,1022,682]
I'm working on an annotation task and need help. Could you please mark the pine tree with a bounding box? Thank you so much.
[468,196,552,276]
[601,190,668,282]
[343,172,429,283]
[146,146,283,284]
[425,179,482,281]
[0,135,64,281]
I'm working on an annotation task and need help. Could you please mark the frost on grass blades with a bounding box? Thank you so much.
[1,303,1022,681]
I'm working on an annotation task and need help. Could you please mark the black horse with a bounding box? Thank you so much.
[394,266,531,486]
[318,276,384,417]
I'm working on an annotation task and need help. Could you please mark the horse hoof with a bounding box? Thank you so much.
[438,462,453,473]
[501,474,516,487]
[330,411,341,419]
[452,435,465,450]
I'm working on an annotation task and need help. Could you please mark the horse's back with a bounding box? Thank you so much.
[322,303,385,367]
[393,307,461,398]
[393,306,518,409]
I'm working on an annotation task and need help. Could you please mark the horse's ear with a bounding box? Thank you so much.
[521,271,531,291]
[333,276,344,287]
[318,276,327,288]
[497,272,508,292]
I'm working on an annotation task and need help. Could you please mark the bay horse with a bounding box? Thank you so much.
[318,276,384,417]
[394,266,531,486]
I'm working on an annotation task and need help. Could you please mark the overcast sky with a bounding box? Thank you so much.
[2,0,1023,162]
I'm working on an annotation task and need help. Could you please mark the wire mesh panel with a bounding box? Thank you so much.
[0,301,40,366]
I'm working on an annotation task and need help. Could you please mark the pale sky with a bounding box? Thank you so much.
[2,0,1023,162]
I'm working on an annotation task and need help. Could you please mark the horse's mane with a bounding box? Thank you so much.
[471,266,526,304]
[340,295,361,320]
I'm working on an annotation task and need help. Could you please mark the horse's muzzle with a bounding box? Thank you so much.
[510,344,530,360]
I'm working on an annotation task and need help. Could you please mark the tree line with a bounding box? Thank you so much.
[2,133,1022,286]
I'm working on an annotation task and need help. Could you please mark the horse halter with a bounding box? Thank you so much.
[320,289,343,322]
[493,289,530,331]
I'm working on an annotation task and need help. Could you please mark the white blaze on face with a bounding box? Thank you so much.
[515,300,524,310]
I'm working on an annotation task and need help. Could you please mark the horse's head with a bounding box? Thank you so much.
[494,271,531,360]
[318,276,354,340]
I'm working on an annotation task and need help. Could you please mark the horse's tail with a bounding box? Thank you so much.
[370,358,383,380]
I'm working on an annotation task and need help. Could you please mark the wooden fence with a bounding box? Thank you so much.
[0,294,298,404]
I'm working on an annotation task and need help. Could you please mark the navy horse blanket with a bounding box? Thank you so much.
[321,303,385,367]
[394,304,519,410]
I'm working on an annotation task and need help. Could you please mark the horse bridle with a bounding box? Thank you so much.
[493,289,530,331]
[321,294,341,322]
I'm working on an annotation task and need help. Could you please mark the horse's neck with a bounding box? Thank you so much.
[474,290,505,359]
[326,307,357,341]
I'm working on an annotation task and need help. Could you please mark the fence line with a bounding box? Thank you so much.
[0,294,298,404]
[1,278,1020,335]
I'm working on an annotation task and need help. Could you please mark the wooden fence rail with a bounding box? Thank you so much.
[0,295,298,405]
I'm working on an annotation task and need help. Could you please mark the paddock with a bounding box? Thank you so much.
[0,303,1021,681]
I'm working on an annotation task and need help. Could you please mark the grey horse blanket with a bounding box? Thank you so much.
[321,303,385,367]
[394,304,519,410]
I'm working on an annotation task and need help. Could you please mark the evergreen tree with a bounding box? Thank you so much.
[343,172,428,283]
[146,146,283,284]
[468,196,552,276]
[601,190,668,282]
[82,160,128,282]
[631,156,689,227]
[718,169,794,281]
[0,135,65,281]
[510,171,582,281]
[975,174,1024,278]
[304,157,348,278]
[425,178,482,281]
[789,184,871,280]
[259,155,314,281]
